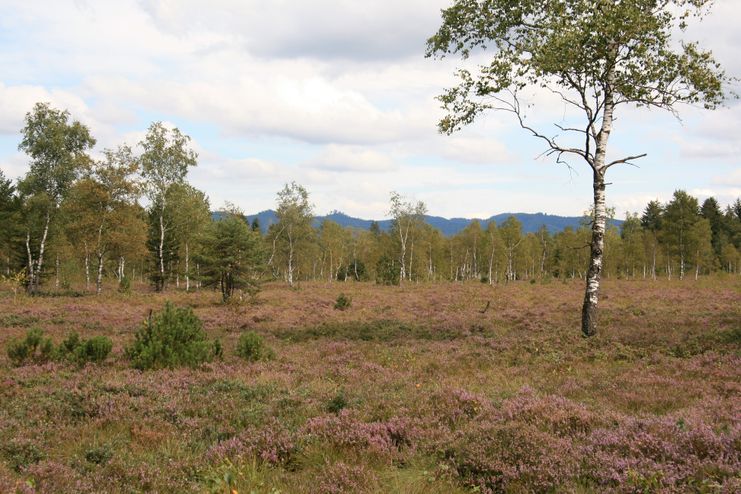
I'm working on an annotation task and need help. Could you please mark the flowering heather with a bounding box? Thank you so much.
[303,410,419,459]
[316,461,379,494]
[0,278,738,492]
[205,420,296,466]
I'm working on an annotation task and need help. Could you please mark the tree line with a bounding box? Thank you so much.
[0,103,739,300]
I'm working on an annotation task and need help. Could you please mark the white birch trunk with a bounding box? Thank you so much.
[185,242,190,292]
[96,251,104,295]
[581,84,614,337]
[158,212,165,291]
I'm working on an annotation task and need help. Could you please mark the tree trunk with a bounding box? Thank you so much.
[287,231,294,287]
[26,231,34,292]
[158,212,165,291]
[581,85,615,337]
[185,242,190,292]
[409,240,414,282]
[96,251,104,295]
[84,243,90,291]
[488,243,494,286]
[581,169,607,337]
[55,255,60,290]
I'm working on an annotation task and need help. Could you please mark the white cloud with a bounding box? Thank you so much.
[0,0,738,219]
[303,145,397,173]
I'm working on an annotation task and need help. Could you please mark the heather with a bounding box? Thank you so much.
[0,278,739,493]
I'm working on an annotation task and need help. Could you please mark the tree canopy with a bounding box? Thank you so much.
[426,0,731,336]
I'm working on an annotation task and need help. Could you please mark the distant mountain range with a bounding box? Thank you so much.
[233,210,623,236]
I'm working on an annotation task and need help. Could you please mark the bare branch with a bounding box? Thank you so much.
[606,153,648,169]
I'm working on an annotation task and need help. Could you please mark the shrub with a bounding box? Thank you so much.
[84,444,113,465]
[327,391,349,414]
[118,276,131,294]
[375,255,400,285]
[334,293,351,311]
[6,328,54,367]
[56,332,113,365]
[236,331,274,362]
[2,440,44,472]
[125,302,222,370]
[76,336,113,364]
[441,421,577,493]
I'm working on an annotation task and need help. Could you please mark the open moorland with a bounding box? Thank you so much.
[0,278,739,493]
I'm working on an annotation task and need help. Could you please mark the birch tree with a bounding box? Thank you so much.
[17,103,95,294]
[663,190,700,280]
[270,182,313,286]
[63,146,140,294]
[388,191,427,283]
[168,184,210,291]
[139,122,197,291]
[499,216,523,282]
[427,0,729,336]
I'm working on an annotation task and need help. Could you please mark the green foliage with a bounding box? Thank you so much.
[118,276,131,293]
[140,122,198,292]
[326,390,349,414]
[84,444,113,465]
[125,302,221,370]
[375,255,400,286]
[197,212,263,303]
[6,328,54,366]
[2,440,44,472]
[270,182,315,286]
[427,0,729,136]
[337,260,367,281]
[334,293,352,311]
[18,102,96,203]
[62,334,113,365]
[6,329,112,367]
[236,331,274,362]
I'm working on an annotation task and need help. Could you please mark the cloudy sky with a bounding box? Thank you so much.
[0,0,739,220]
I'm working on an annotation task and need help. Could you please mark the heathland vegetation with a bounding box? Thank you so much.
[0,102,739,493]
[1,1,739,492]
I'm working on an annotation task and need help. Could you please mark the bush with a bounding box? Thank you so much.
[327,391,349,414]
[334,293,351,311]
[6,329,113,367]
[236,331,274,362]
[375,255,400,286]
[57,332,113,365]
[84,445,113,465]
[125,302,222,370]
[2,440,44,472]
[118,276,131,294]
[6,328,54,367]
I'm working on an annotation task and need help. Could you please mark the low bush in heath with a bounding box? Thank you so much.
[236,331,274,362]
[440,420,578,493]
[6,328,54,367]
[6,329,112,367]
[125,302,222,370]
[56,332,113,365]
[206,420,296,467]
[334,293,351,311]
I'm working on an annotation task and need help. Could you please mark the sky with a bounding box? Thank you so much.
[0,0,739,220]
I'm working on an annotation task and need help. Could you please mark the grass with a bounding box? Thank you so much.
[0,278,739,493]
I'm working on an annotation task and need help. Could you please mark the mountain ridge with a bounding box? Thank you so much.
[230,210,623,236]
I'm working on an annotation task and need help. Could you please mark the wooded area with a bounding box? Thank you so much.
[1,102,739,298]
